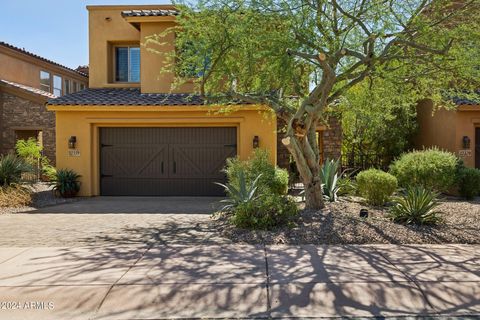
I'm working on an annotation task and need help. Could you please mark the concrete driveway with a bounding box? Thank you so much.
[0,244,478,319]
[0,197,225,247]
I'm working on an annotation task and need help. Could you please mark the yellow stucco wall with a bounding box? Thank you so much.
[49,105,277,196]
[455,107,480,168]
[87,5,192,93]
[139,22,195,93]
[0,47,87,90]
[415,99,457,152]
[416,100,480,168]
[88,6,142,89]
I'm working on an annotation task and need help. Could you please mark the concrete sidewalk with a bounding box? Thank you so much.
[0,244,478,319]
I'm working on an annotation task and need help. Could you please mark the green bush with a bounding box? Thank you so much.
[273,168,289,195]
[15,138,42,165]
[0,154,32,186]
[356,169,398,206]
[220,150,297,230]
[225,149,289,195]
[456,166,480,200]
[231,193,298,230]
[52,169,81,197]
[389,148,458,192]
[388,186,442,225]
[42,165,57,182]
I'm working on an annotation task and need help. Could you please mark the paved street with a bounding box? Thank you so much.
[0,198,478,319]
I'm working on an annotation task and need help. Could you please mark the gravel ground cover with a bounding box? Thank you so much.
[215,196,480,245]
[0,183,80,214]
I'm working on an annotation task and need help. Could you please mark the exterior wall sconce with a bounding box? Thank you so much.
[253,135,259,148]
[68,136,77,149]
[462,136,471,149]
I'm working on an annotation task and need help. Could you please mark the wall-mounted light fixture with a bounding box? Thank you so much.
[462,136,471,149]
[253,135,259,148]
[68,136,77,149]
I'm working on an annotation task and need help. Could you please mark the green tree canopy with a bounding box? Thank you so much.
[147,0,480,209]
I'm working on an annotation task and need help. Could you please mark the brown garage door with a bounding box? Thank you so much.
[100,127,237,196]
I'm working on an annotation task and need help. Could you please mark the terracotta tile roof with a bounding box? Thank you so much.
[452,93,480,106]
[47,88,205,106]
[0,79,56,99]
[0,42,88,78]
[121,9,180,17]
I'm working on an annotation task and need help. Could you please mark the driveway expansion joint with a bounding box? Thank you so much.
[0,247,30,265]
[263,244,272,317]
[90,244,154,320]
[371,246,439,315]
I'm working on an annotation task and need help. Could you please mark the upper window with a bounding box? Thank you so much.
[40,71,50,92]
[79,83,85,91]
[115,46,140,83]
[53,75,62,96]
[64,79,72,94]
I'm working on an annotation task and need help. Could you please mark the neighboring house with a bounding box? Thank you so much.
[0,42,88,163]
[47,5,341,197]
[416,98,480,169]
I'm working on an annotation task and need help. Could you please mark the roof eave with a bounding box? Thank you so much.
[458,104,480,111]
[123,15,176,30]
[0,83,52,104]
[46,104,270,112]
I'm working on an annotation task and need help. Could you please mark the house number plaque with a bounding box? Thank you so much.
[458,150,472,157]
[68,150,81,157]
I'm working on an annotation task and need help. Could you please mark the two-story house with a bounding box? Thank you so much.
[0,42,88,162]
[47,5,342,197]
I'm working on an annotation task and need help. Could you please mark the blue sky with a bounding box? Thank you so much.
[0,0,171,69]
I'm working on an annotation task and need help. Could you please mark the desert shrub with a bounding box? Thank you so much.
[231,193,298,230]
[42,164,57,182]
[52,169,81,197]
[389,148,458,192]
[219,150,297,229]
[456,166,480,200]
[0,154,32,186]
[388,186,442,225]
[0,185,32,207]
[15,138,42,165]
[273,168,289,195]
[225,149,288,195]
[216,170,261,211]
[320,159,340,202]
[337,171,357,196]
[356,169,398,206]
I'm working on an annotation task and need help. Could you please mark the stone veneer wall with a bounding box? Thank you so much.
[0,92,55,164]
[276,116,342,170]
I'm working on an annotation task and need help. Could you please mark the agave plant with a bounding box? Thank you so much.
[215,170,262,212]
[320,158,341,202]
[52,169,81,198]
[0,153,32,186]
[388,186,442,225]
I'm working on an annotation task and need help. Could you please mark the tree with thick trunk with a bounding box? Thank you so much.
[147,0,480,209]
